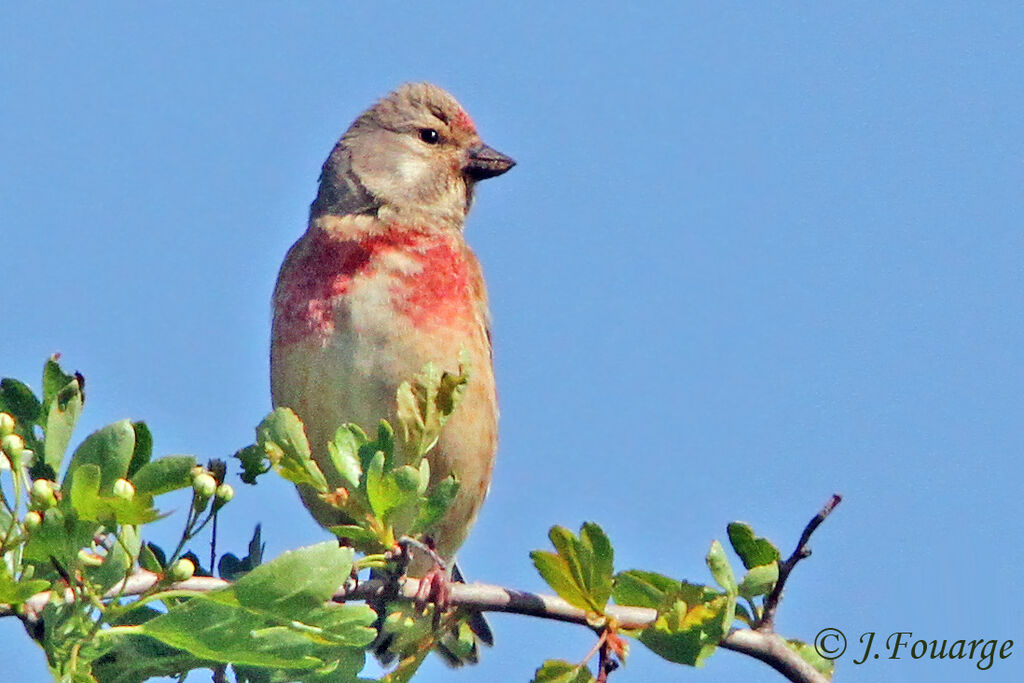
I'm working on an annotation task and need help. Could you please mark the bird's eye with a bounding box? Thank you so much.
[419,128,440,144]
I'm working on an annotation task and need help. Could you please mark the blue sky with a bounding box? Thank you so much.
[2,3,1022,682]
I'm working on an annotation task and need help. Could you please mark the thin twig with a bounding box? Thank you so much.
[580,633,605,673]
[210,509,218,572]
[596,634,616,683]
[757,494,842,632]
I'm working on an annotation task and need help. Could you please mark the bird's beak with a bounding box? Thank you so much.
[464,143,516,181]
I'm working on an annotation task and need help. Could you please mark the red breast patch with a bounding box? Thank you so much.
[274,226,473,344]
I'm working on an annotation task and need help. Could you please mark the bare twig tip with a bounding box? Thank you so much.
[756,494,842,635]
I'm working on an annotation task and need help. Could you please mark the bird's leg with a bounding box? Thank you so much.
[398,536,451,629]
[417,567,451,631]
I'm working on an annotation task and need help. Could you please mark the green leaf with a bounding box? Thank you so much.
[436,352,471,417]
[231,542,356,619]
[216,555,245,582]
[531,659,596,683]
[245,524,265,565]
[22,506,99,566]
[0,505,11,544]
[375,420,395,465]
[0,377,42,424]
[62,420,136,495]
[131,455,196,495]
[738,562,779,599]
[580,522,614,609]
[787,638,836,678]
[327,525,380,548]
[727,522,781,571]
[416,458,430,495]
[235,444,270,484]
[396,380,423,447]
[548,526,589,602]
[256,409,328,492]
[139,543,164,573]
[615,573,734,667]
[530,551,590,611]
[41,363,83,474]
[294,604,381,648]
[69,463,161,525]
[127,421,154,476]
[533,523,614,613]
[365,451,404,520]
[392,465,421,493]
[219,525,264,580]
[326,424,366,490]
[141,543,375,669]
[613,570,689,610]
[42,356,75,407]
[639,593,734,667]
[436,619,478,667]
[68,463,103,518]
[0,565,49,605]
[87,631,218,683]
[141,597,323,668]
[233,651,368,683]
[707,540,737,596]
[383,498,419,540]
[377,599,482,671]
[412,475,459,533]
[379,606,434,676]
[396,358,471,460]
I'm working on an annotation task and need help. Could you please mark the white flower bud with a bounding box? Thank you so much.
[192,472,217,498]
[78,549,104,567]
[30,478,58,508]
[24,510,43,531]
[0,413,15,436]
[112,478,136,501]
[214,483,234,505]
[169,558,196,581]
[1,433,25,459]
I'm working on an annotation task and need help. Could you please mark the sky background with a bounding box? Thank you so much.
[2,3,1022,682]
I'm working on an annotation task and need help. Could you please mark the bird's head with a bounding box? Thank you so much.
[313,83,515,225]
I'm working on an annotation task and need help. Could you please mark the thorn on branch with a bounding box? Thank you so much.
[757,494,842,632]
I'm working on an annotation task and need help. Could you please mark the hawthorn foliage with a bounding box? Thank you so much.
[0,357,833,682]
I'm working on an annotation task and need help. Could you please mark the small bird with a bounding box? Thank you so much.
[270,83,513,584]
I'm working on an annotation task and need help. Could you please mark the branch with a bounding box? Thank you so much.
[719,629,827,683]
[3,573,826,683]
[9,572,229,621]
[337,578,827,683]
[757,493,842,632]
[1,498,842,683]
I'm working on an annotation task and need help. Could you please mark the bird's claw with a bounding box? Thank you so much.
[414,565,452,630]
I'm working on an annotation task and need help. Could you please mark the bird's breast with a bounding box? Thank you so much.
[273,225,477,347]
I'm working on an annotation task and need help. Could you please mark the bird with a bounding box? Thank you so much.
[269,83,514,657]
